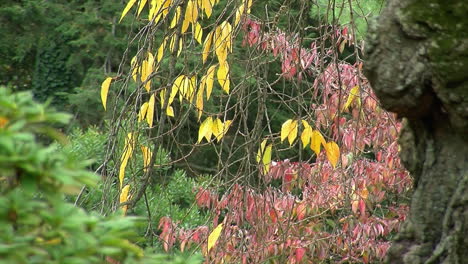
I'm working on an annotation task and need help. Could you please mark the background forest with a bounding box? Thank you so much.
[0,0,414,263]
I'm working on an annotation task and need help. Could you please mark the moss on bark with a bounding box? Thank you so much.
[364,0,468,263]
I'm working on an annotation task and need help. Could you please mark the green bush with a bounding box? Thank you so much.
[0,88,202,264]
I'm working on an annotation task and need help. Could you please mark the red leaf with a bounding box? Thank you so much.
[295,247,306,263]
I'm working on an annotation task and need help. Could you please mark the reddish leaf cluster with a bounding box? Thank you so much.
[157,19,411,263]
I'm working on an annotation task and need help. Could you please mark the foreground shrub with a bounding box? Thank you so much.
[0,88,201,264]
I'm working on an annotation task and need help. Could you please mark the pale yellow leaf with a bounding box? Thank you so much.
[310,130,326,156]
[170,6,181,29]
[325,141,340,168]
[202,31,213,64]
[159,89,166,108]
[205,65,216,99]
[157,38,166,62]
[120,0,138,23]
[101,77,112,111]
[202,0,212,17]
[138,102,149,122]
[280,119,298,145]
[119,158,129,190]
[141,146,153,172]
[245,0,252,13]
[194,22,203,44]
[137,0,148,16]
[131,56,139,81]
[343,85,359,111]
[256,139,267,163]
[217,61,230,94]
[119,133,134,189]
[300,120,312,148]
[177,38,183,57]
[262,144,272,173]
[169,34,176,53]
[171,75,184,104]
[188,0,198,23]
[166,105,175,117]
[211,118,223,140]
[146,94,155,127]
[196,83,204,120]
[120,184,130,215]
[182,0,196,33]
[207,223,223,252]
[198,116,213,143]
[216,119,231,142]
[161,0,171,16]
[144,52,154,92]
[214,24,228,64]
[221,21,232,52]
[234,4,245,27]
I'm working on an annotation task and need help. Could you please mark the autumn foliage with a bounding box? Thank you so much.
[103,1,412,263]
[156,18,411,263]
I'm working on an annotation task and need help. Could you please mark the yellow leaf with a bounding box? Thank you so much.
[166,105,175,117]
[300,120,312,148]
[234,4,245,27]
[202,31,213,64]
[214,25,227,63]
[177,37,183,57]
[101,77,112,111]
[182,0,197,33]
[169,34,177,53]
[161,0,171,16]
[310,130,325,156]
[144,52,154,92]
[149,0,170,23]
[198,116,213,143]
[211,118,223,140]
[205,65,216,99]
[138,102,149,122]
[120,0,138,23]
[207,223,223,252]
[157,38,166,62]
[119,158,129,190]
[194,22,203,44]
[256,139,267,163]
[343,85,359,111]
[141,146,153,172]
[202,0,212,17]
[159,89,166,108]
[169,6,181,29]
[137,0,148,16]
[196,83,204,120]
[131,56,139,81]
[147,94,155,127]
[245,0,253,13]
[119,133,135,189]
[188,0,198,23]
[120,184,131,215]
[262,144,272,173]
[325,141,340,168]
[221,21,232,52]
[171,75,184,103]
[217,120,232,141]
[217,61,230,94]
[280,119,298,145]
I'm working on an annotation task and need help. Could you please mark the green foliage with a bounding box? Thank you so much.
[134,170,209,231]
[60,126,107,170]
[0,88,202,264]
[310,0,385,38]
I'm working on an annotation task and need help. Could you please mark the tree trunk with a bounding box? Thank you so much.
[363,0,468,263]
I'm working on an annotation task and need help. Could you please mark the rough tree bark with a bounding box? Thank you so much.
[364,0,468,263]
